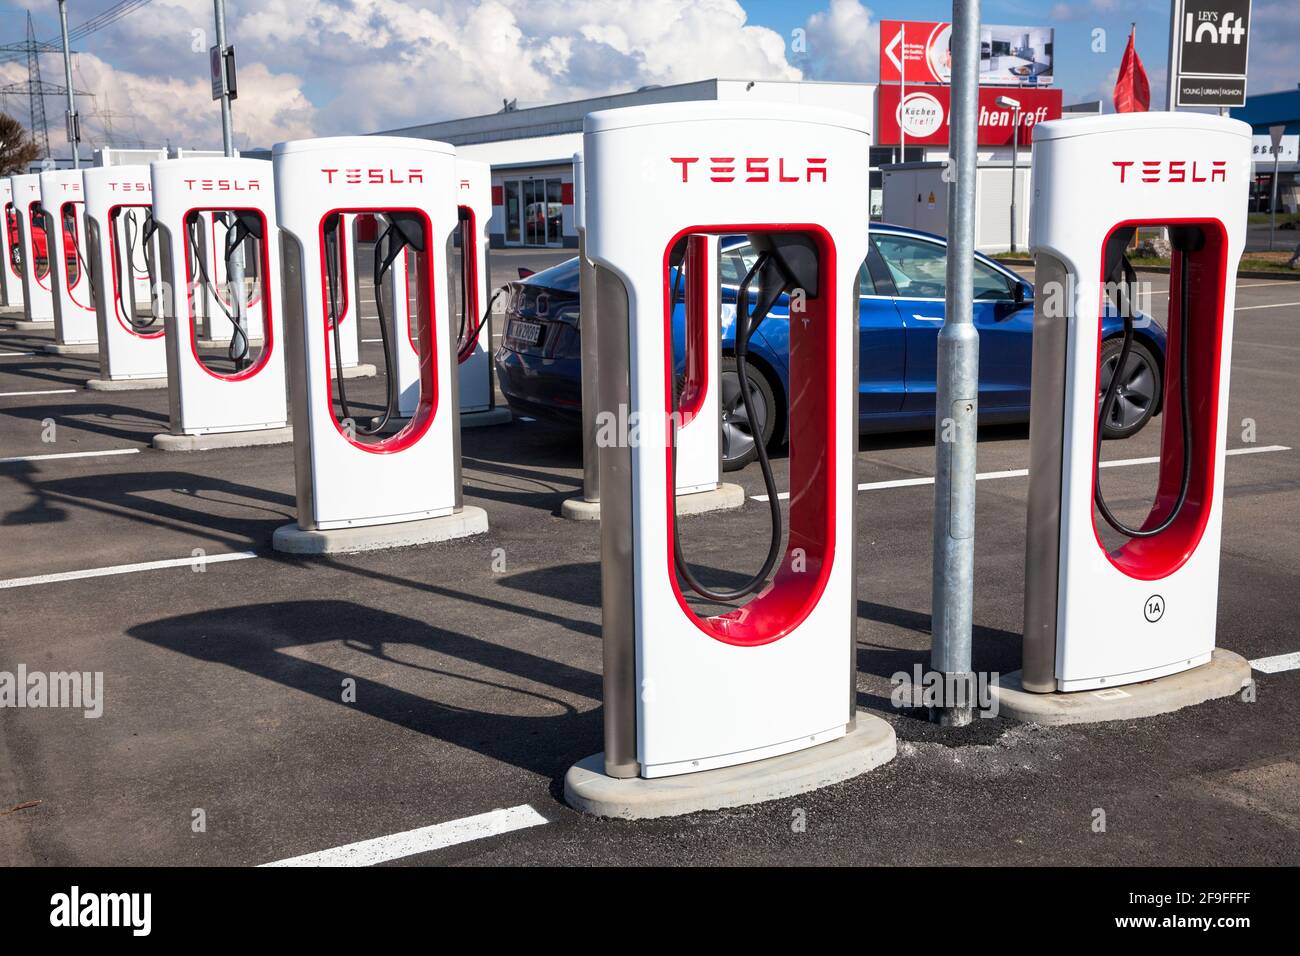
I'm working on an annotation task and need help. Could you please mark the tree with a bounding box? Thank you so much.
[0,113,41,176]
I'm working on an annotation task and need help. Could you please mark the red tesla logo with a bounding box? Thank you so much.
[182,178,262,192]
[106,182,150,192]
[670,156,828,183]
[320,168,425,184]
[1112,160,1228,184]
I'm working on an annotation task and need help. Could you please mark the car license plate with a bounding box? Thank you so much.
[511,320,543,345]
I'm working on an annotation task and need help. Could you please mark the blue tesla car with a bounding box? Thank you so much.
[494,224,1167,470]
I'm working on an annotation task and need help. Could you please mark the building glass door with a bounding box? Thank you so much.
[503,177,564,248]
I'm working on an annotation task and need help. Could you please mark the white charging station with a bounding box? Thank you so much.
[1,179,23,311]
[271,136,488,554]
[564,102,895,817]
[560,154,742,522]
[453,158,508,424]
[83,165,166,390]
[8,174,54,327]
[147,156,291,451]
[1018,113,1253,708]
[40,169,98,354]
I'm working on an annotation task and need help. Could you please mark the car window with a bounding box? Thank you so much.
[872,234,947,299]
[720,240,758,286]
[723,238,878,298]
[973,259,1016,300]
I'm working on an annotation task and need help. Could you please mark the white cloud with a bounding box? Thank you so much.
[799,0,879,83]
[1,0,810,151]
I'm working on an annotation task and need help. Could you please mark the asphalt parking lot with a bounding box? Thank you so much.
[0,263,1297,867]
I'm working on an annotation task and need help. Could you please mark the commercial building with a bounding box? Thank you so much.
[1232,85,1300,214]
[379,78,885,248]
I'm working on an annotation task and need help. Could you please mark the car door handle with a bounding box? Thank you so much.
[911,314,944,322]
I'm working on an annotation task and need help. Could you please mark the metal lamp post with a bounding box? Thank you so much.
[996,95,1022,253]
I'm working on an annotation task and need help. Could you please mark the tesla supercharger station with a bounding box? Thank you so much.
[376,157,506,428]
[9,174,54,327]
[452,158,508,424]
[1020,113,1253,702]
[149,157,291,451]
[1,179,23,311]
[83,165,167,390]
[561,153,742,522]
[271,136,488,554]
[40,169,98,354]
[564,103,895,817]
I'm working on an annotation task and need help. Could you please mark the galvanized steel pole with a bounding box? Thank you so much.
[58,1,79,168]
[930,0,981,726]
[213,0,245,352]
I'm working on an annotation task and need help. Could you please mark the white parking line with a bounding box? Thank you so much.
[752,445,1291,501]
[1249,652,1300,674]
[0,388,77,397]
[0,550,258,590]
[0,350,37,357]
[1151,280,1298,296]
[1236,302,1300,312]
[0,448,141,465]
[260,804,549,867]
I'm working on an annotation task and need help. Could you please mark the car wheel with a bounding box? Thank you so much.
[1098,337,1160,440]
[720,356,777,472]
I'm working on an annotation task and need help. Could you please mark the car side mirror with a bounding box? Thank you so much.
[1013,281,1026,305]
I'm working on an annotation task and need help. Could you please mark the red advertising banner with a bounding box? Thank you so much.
[880,20,951,84]
[877,85,1063,147]
[880,19,1055,86]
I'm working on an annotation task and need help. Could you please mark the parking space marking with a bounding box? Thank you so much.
[753,445,1291,501]
[0,448,141,465]
[260,804,550,867]
[0,388,77,397]
[1249,652,1300,674]
[0,350,37,357]
[0,550,258,590]
[1235,302,1300,312]
[1148,280,1296,297]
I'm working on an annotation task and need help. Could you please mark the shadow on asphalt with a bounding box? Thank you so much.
[0,400,168,444]
[7,469,294,549]
[127,599,602,777]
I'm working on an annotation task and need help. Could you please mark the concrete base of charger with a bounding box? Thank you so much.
[42,342,99,355]
[0,305,24,317]
[272,506,489,555]
[992,649,1251,726]
[564,711,896,820]
[86,376,167,391]
[561,482,746,521]
[7,319,54,331]
[152,426,293,452]
[334,363,376,380]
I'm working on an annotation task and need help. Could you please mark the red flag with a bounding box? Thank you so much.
[1113,26,1150,113]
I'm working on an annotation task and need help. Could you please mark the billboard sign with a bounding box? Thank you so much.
[880,20,1054,86]
[1171,0,1251,108]
[878,85,1062,146]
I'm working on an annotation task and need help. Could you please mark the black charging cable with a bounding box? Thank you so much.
[1094,232,1198,537]
[671,249,785,602]
[222,213,263,370]
[62,205,95,307]
[324,213,422,436]
[113,209,161,331]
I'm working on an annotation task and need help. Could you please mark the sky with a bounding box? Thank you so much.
[0,0,1296,156]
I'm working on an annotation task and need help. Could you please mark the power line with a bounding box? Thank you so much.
[0,0,155,66]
